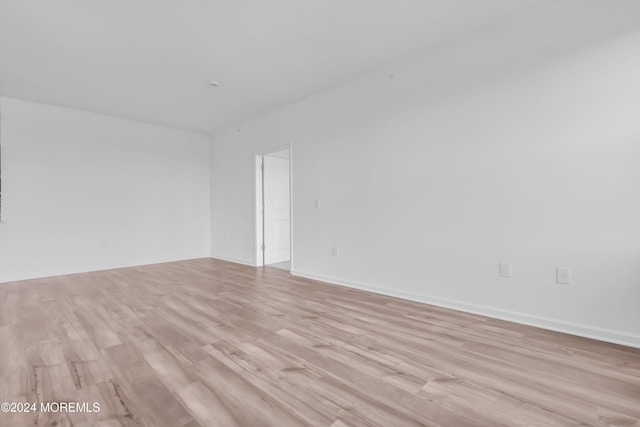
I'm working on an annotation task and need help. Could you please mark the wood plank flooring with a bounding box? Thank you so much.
[0,258,639,426]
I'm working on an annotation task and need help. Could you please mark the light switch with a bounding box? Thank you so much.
[499,262,511,278]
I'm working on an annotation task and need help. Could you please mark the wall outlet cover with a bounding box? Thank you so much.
[556,267,572,285]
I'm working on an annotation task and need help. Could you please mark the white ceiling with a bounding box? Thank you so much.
[0,0,639,134]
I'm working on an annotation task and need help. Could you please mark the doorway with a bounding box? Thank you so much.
[256,148,291,270]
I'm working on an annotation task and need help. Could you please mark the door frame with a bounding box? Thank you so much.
[255,145,292,268]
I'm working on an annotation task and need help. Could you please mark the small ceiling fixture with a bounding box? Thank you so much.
[208,80,220,87]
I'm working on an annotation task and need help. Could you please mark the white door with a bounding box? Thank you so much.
[263,155,290,265]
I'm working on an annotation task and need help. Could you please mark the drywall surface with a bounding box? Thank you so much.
[210,29,640,346]
[0,98,210,283]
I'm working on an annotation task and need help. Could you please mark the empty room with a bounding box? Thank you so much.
[1,1,639,426]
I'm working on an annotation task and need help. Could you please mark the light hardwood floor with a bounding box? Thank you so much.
[0,258,638,426]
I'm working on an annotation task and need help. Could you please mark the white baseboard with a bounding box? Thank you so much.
[290,269,640,349]
[210,254,257,267]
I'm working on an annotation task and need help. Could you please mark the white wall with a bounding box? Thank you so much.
[209,29,640,347]
[0,98,210,283]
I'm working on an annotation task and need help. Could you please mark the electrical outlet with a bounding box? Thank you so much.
[314,199,321,209]
[499,262,511,278]
[332,246,339,256]
[556,267,571,285]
